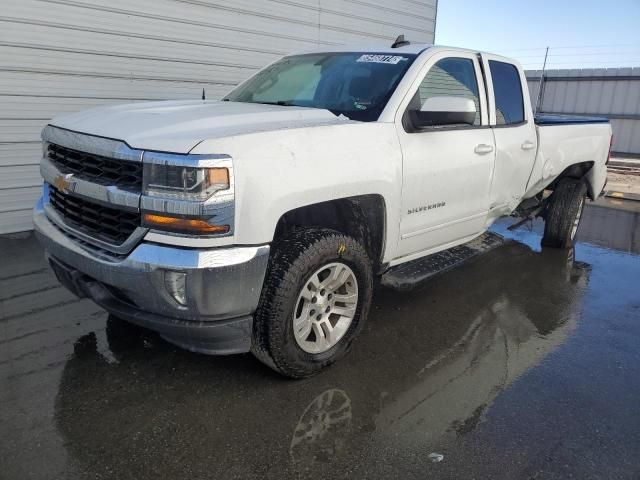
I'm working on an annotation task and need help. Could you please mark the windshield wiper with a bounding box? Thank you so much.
[254,100,296,106]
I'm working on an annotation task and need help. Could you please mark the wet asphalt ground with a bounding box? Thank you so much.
[1,198,639,480]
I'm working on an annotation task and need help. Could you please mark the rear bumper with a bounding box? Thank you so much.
[34,197,270,354]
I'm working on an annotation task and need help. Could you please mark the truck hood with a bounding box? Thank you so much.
[49,100,347,153]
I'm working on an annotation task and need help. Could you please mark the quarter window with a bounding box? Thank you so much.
[416,57,481,126]
[489,61,525,125]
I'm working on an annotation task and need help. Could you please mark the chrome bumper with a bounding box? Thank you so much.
[33,197,269,354]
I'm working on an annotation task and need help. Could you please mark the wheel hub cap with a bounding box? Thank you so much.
[293,262,359,354]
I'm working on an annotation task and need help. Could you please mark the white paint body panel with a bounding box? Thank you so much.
[526,122,610,200]
[191,122,404,259]
[49,101,350,153]
[480,53,539,224]
[393,49,494,258]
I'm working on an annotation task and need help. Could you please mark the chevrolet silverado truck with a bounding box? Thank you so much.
[34,41,612,377]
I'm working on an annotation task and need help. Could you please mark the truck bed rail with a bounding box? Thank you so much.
[534,113,609,126]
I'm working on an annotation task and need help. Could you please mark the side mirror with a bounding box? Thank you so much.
[409,96,476,128]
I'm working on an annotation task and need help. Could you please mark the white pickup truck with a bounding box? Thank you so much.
[34,41,612,377]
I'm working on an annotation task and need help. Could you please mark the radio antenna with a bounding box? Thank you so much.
[534,47,549,114]
[391,35,410,48]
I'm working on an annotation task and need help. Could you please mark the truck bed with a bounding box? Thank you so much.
[524,117,611,200]
[534,113,609,126]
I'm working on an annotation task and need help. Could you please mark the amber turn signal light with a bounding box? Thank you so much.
[208,167,230,187]
[143,213,230,234]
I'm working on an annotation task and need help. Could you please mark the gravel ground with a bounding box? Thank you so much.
[607,171,640,193]
[608,157,640,195]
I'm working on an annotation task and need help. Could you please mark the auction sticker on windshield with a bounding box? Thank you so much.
[356,54,408,64]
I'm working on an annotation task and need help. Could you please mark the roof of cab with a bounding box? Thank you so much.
[294,43,435,55]
[291,44,517,64]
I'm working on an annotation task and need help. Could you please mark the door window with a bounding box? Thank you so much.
[416,57,481,126]
[489,61,525,125]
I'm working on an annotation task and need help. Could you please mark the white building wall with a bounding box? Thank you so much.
[0,0,437,233]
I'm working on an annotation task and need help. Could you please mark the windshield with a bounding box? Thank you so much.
[223,52,417,122]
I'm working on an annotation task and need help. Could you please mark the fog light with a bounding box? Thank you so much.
[164,270,187,305]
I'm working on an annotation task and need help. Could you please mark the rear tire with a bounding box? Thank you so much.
[542,178,588,249]
[251,228,373,378]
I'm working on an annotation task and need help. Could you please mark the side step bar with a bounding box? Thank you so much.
[380,232,505,290]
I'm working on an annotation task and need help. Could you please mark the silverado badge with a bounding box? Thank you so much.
[407,201,446,215]
[53,173,76,194]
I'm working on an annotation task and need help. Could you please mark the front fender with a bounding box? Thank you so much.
[193,122,403,261]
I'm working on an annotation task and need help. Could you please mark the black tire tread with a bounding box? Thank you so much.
[251,227,372,378]
[542,178,588,248]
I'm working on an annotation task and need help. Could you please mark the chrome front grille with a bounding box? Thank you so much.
[48,143,143,191]
[49,186,140,245]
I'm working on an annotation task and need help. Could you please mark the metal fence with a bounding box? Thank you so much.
[526,68,640,156]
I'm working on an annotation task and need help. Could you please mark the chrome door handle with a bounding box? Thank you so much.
[521,141,535,151]
[474,144,494,155]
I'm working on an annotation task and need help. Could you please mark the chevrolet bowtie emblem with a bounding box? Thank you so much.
[53,173,76,194]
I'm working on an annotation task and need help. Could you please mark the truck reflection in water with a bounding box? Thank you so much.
[54,240,590,479]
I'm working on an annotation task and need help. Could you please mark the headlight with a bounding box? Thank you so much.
[143,163,229,200]
[141,152,234,236]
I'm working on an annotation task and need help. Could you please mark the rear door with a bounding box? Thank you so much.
[480,55,538,220]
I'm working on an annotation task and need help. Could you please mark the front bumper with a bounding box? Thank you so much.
[33,197,269,354]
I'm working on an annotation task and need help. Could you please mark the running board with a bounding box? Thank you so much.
[381,232,505,290]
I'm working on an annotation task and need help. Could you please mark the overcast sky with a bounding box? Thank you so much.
[435,0,640,71]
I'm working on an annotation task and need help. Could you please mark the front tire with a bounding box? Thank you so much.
[542,178,588,249]
[251,228,373,378]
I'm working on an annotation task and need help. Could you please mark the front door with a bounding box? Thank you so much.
[395,52,495,260]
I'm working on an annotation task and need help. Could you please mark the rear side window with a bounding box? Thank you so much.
[417,57,481,126]
[489,61,524,125]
